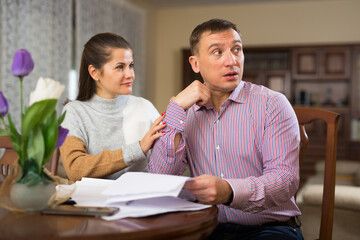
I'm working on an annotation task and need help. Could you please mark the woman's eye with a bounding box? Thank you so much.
[116,65,124,70]
[130,63,134,68]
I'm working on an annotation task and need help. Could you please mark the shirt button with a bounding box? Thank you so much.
[220,173,224,178]
[179,120,184,124]
[216,119,219,124]
[216,145,220,150]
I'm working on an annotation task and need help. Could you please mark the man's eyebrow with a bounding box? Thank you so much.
[207,43,222,51]
[233,40,242,45]
[207,40,243,51]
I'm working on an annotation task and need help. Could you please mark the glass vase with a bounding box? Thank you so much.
[10,181,56,211]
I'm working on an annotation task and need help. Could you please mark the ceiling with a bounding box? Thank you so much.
[141,0,306,8]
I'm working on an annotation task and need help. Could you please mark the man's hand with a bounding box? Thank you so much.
[172,80,211,110]
[183,175,233,205]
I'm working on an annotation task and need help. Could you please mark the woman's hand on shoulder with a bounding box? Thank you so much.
[139,113,166,154]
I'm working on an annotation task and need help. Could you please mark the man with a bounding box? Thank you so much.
[149,19,303,240]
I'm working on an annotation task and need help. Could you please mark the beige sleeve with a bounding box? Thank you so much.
[60,136,127,181]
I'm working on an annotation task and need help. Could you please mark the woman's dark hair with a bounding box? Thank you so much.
[76,32,132,101]
[190,19,240,55]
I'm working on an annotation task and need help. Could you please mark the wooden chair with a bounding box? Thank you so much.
[293,107,340,240]
[0,136,60,178]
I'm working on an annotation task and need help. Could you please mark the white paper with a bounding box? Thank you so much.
[102,172,192,203]
[62,172,210,220]
[103,196,210,221]
[71,178,114,206]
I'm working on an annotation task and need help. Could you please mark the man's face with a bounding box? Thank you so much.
[190,29,244,94]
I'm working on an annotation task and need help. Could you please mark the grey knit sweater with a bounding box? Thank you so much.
[61,94,160,179]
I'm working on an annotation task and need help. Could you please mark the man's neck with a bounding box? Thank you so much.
[210,90,231,112]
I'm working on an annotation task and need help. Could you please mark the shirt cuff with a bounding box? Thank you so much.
[122,142,147,166]
[224,178,252,209]
[164,100,187,132]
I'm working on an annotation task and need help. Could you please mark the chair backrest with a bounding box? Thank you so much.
[0,136,18,178]
[293,107,340,240]
[0,136,59,178]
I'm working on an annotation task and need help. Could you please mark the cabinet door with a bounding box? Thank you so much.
[292,47,351,80]
[243,70,291,100]
[264,70,291,100]
[242,71,264,85]
[292,48,321,79]
[321,47,351,79]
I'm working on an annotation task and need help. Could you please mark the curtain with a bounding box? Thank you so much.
[0,0,72,128]
[76,0,146,97]
[0,0,146,128]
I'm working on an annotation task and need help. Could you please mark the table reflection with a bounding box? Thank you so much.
[0,205,218,240]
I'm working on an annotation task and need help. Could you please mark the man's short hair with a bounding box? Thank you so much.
[189,19,240,55]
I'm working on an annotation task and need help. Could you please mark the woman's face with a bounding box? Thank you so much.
[95,48,135,99]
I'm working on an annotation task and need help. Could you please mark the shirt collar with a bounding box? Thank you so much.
[228,81,245,103]
[194,81,246,112]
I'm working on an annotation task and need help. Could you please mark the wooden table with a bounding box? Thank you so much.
[0,205,218,240]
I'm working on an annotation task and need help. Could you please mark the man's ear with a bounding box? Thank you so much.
[189,56,200,73]
[88,65,99,81]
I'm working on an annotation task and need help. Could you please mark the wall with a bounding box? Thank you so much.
[132,0,360,112]
[129,0,158,102]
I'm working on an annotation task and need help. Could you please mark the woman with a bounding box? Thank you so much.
[60,33,165,181]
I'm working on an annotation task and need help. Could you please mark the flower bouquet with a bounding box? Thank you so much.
[0,49,69,211]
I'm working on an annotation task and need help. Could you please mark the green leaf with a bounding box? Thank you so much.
[16,159,54,186]
[7,114,22,158]
[42,111,58,165]
[22,99,57,137]
[7,114,20,139]
[0,128,9,136]
[26,127,45,172]
[18,170,43,186]
[16,159,41,185]
[58,110,66,125]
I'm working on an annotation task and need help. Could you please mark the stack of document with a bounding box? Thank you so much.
[66,172,211,220]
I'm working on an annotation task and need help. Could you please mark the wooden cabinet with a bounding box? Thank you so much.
[182,49,202,88]
[323,47,351,78]
[243,49,292,99]
[351,47,360,118]
[292,47,351,80]
[292,48,320,79]
[290,47,352,160]
[243,70,291,99]
[349,47,360,153]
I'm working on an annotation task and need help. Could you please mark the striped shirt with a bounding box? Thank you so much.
[148,81,301,225]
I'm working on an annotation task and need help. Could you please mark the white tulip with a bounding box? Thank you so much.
[29,77,65,106]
